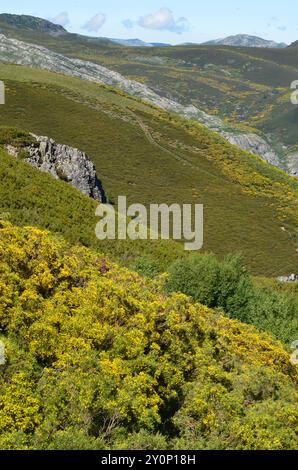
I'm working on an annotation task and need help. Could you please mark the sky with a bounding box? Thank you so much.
[0,1,297,45]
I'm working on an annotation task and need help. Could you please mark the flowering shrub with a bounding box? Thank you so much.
[0,222,297,450]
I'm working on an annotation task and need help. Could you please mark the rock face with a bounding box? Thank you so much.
[222,132,281,168]
[287,152,298,178]
[5,135,106,202]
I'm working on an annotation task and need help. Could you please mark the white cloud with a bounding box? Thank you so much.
[51,12,70,27]
[137,7,189,34]
[83,14,106,33]
[123,19,134,29]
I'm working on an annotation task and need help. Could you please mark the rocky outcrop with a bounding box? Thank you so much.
[287,152,298,178]
[5,134,106,202]
[222,132,281,168]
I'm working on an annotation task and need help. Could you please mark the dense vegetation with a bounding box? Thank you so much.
[0,142,297,346]
[165,254,298,343]
[0,222,297,450]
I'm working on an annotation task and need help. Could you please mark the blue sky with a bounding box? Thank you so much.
[0,1,297,45]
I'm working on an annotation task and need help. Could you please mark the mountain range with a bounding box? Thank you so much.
[0,14,290,48]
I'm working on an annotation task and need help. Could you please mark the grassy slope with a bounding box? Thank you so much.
[0,147,184,270]
[104,46,298,146]
[0,65,297,276]
[1,21,298,144]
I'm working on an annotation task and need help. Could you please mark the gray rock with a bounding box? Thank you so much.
[5,134,106,202]
[286,152,298,177]
[0,340,5,366]
[222,132,281,167]
[277,274,298,283]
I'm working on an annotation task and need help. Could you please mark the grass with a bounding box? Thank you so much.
[0,65,297,275]
[0,147,184,270]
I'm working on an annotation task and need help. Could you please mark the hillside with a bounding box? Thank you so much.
[1,17,298,174]
[0,14,67,36]
[0,65,298,276]
[0,11,297,454]
[0,13,115,47]
[0,222,297,450]
[0,143,185,271]
[1,138,298,345]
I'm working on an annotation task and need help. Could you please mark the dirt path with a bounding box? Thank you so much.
[127,109,231,184]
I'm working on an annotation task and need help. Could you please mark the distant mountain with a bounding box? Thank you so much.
[110,38,152,47]
[0,13,171,47]
[0,13,67,36]
[109,38,171,47]
[203,34,287,48]
[288,40,298,48]
[179,42,199,46]
[151,42,171,47]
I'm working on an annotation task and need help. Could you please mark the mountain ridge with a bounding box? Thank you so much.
[0,13,67,36]
[0,13,289,50]
[203,34,287,48]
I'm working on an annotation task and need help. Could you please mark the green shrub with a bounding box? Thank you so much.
[132,257,161,279]
[165,253,298,344]
[0,126,35,148]
[244,287,298,344]
[165,253,252,317]
[0,223,297,450]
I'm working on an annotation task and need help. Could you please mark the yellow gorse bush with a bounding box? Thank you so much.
[0,221,297,450]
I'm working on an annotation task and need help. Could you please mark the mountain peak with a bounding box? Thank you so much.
[203,34,287,48]
[0,13,67,36]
